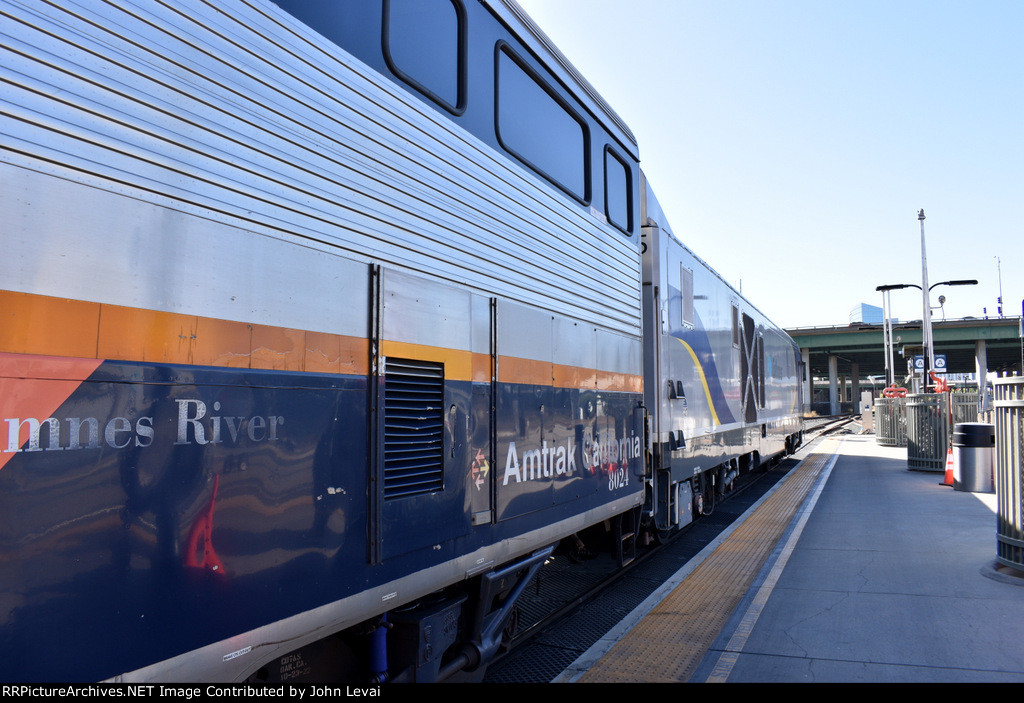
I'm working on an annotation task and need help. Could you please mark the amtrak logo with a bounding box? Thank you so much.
[502,434,641,488]
[502,440,576,485]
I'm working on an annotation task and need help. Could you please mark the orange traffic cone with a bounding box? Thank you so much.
[942,448,955,487]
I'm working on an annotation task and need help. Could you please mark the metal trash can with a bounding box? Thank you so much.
[906,393,948,471]
[875,396,907,447]
[952,422,994,493]
[994,378,1024,572]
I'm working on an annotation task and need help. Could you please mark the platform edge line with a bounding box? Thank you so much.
[702,440,842,683]
[551,444,826,683]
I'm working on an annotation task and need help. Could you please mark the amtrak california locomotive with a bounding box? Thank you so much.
[0,0,801,683]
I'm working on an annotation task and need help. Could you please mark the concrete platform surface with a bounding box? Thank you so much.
[691,434,1024,683]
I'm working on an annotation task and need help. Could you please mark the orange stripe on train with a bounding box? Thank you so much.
[1,290,641,391]
[0,290,368,375]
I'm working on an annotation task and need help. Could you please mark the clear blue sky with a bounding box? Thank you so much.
[517,0,1023,329]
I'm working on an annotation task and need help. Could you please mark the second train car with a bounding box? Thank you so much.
[641,181,803,536]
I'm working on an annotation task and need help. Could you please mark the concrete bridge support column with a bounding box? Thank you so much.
[851,362,860,414]
[829,355,840,416]
[802,348,811,414]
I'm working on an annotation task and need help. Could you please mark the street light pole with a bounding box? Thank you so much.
[919,209,933,388]
[877,283,916,388]
[997,256,1004,317]
[881,288,892,386]
[877,277,978,392]
[880,288,895,387]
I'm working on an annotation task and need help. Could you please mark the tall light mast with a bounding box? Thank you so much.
[919,209,933,388]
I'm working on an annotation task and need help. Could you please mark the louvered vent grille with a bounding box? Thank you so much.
[383,357,445,499]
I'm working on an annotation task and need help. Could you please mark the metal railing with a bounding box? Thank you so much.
[994,378,1024,572]
[898,391,981,468]
[951,392,981,426]
[875,397,907,447]
[906,393,948,471]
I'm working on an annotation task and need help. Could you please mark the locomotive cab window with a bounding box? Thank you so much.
[496,44,589,202]
[604,147,632,234]
[383,0,466,113]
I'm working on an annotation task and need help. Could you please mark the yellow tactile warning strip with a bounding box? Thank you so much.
[576,439,840,683]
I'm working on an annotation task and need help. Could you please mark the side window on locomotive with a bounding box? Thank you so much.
[680,265,694,328]
[496,44,589,202]
[383,0,466,113]
[604,147,632,234]
[731,304,740,348]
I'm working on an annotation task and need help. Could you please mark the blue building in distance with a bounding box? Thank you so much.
[849,303,886,325]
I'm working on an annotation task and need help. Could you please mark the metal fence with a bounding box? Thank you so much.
[951,392,981,426]
[906,393,948,471]
[994,378,1024,572]
[875,397,907,447]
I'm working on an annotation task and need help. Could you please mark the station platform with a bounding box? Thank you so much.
[554,431,1024,683]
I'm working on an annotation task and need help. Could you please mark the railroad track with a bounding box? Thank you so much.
[482,415,856,683]
[804,414,857,437]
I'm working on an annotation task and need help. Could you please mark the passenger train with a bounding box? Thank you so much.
[0,0,802,683]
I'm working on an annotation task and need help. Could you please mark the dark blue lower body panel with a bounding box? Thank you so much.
[1,362,368,680]
[0,360,641,681]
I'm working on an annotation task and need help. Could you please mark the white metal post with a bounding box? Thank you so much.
[882,288,893,387]
[919,209,934,388]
